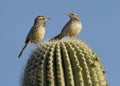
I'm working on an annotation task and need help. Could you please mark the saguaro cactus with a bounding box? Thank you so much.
[22,39,107,86]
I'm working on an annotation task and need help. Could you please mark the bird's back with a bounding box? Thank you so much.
[25,25,45,43]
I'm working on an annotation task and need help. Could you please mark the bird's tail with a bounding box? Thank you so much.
[49,33,64,41]
[18,42,30,58]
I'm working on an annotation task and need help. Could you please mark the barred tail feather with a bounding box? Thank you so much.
[18,42,30,58]
[49,33,64,41]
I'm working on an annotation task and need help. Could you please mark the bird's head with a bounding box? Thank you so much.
[68,13,79,21]
[34,16,50,25]
[36,16,50,22]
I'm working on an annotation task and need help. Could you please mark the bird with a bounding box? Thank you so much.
[49,13,82,41]
[18,16,49,58]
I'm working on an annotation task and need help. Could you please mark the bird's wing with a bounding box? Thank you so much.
[25,26,38,43]
[61,20,71,33]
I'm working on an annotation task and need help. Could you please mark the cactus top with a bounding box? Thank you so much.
[22,39,107,86]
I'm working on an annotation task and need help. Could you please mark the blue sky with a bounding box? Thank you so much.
[0,0,119,86]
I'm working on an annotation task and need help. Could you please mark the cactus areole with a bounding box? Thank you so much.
[22,39,107,86]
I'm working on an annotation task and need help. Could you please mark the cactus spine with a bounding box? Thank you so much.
[22,39,107,86]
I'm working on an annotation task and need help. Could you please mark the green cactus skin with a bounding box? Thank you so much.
[22,39,107,86]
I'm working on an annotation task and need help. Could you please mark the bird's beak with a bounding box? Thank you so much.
[45,18,50,21]
[67,13,72,17]
[46,18,50,20]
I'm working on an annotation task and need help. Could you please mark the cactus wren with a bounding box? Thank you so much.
[18,16,49,58]
[50,13,82,41]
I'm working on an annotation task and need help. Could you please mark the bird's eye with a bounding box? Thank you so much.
[42,18,45,20]
[71,13,74,15]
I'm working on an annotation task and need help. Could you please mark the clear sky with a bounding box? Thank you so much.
[0,0,119,86]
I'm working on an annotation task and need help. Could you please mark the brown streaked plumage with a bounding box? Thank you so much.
[50,13,82,41]
[18,16,49,58]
